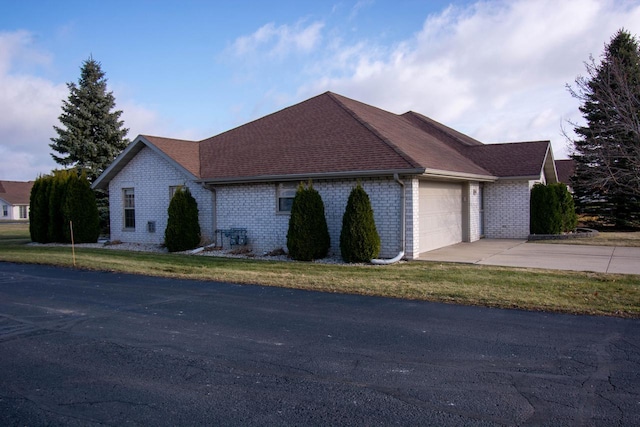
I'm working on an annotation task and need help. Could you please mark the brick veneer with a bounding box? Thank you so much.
[484,179,537,239]
[109,147,214,245]
[109,147,406,258]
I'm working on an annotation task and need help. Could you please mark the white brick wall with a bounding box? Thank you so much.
[484,179,533,239]
[109,152,406,258]
[214,178,404,258]
[107,149,537,256]
[108,147,214,245]
[468,181,481,242]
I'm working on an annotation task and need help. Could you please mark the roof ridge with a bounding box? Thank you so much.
[326,93,422,169]
[402,111,484,148]
[143,134,199,144]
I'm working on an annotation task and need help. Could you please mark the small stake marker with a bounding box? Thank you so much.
[70,221,76,267]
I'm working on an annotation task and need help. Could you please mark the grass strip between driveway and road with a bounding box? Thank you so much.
[0,223,639,318]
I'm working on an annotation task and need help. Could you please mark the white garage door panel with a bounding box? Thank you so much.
[419,181,463,252]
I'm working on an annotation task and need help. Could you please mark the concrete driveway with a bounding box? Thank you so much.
[418,239,640,274]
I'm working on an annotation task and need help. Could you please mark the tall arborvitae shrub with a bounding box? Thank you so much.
[48,170,70,243]
[30,170,100,243]
[165,187,201,252]
[550,183,578,233]
[340,183,380,263]
[286,182,330,261]
[29,176,52,243]
[63,171,100,243]
[530,183,562,234]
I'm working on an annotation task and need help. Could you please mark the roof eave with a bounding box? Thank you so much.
[421,168,497,182]
[197,168,426,186]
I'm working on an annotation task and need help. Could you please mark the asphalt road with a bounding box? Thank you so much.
[0,263,638,426]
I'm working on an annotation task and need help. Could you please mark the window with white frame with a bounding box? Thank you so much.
[2,205,7,217]
[19,206,27,219]
[277,183,297,213]
[123,188,135,230]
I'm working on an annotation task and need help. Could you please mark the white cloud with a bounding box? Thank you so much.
[0,31,171,181]
[230,20,325,58]
[0,31,66,181]
[299,0,640,159]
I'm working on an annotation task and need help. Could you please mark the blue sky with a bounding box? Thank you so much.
[1,0,639,181]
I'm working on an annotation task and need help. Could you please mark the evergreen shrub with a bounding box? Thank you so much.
[286,182,330,261]
[340,183,380,263]
[29,177,50,243]
[530,183,578,235]
[63,171,100,243]
[29,170,100,243]
[551,183,578,233]
[165,187,201,252]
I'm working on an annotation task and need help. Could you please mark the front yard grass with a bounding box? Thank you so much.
[1,223,639,318]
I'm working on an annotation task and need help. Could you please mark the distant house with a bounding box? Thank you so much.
[0,180,34,221]
[555,159,575,192]
[93,92,558,259]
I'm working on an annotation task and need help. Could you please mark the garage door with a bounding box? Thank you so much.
[419,181,463,253]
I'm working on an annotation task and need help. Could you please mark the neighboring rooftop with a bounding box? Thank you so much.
[0,180,34,205]
[555,159,575,185]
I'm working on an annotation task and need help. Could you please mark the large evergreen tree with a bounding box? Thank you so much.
[50,57,129,182]
[569,29,640,227]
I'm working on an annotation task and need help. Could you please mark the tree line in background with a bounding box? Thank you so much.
[569,29,640,229]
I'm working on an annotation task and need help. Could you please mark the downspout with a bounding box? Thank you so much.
[371,173,405,265]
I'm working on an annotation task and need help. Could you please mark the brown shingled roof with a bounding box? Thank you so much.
[555,159,575,185]
[198,92,495,181]
[198,92,421,181]
[466,141,551,178]
[0,180,34,205]
[143,135,201,178]
[96,91,555,188]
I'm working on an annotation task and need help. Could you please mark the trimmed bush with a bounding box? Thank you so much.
[29,176,51,243]
[29,170,100,243]
[340,183,380,263]
[530,182,577,235]
[48,170,70,243]
[63,171,100,243]
[286,182,330,261]
[551,183,578,233]
[165,187,201,252]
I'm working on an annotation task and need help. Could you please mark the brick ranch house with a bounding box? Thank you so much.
[0,180,34,221]
[93,92,558,260]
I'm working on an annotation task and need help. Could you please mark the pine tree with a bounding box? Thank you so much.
[569,29,640,228]
[340,183,380,263]
[165,188,201,252]
[50,57,129,182]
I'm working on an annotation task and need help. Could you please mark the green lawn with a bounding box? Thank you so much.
[1,223,639,318]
